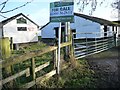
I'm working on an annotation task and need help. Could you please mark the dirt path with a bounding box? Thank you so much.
[86,46,120,88]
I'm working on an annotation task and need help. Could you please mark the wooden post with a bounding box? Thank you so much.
[115,26,117,46]
[57,22,61,75]
[113,26,117,47]
[67,22,76,67]
[0,23,1,60]
[67,22,71,56]
[0,58,2,90]
[67,22,74,58]
[1,37,11,74]
[0,37,11,59]
[10,37,13,51]
[70,30,74,58]
[53,49,58,70]
[64,22,69,61]
[31,58,36,80]
[1,37,13,88]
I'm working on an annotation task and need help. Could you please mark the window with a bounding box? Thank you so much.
[17,27,27,31]
[17,17,27,24]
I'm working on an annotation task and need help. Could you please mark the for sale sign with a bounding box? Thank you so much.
[50,1,74,22]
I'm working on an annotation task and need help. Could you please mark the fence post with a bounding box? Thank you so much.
[0,37,11,59]
[31,58,36,80]
[114,31,117,47]
[67,22,74,58]
[10,37,13,51]
[69,30,77,67]
[1,37,13,88]
[64,22,69,61]
[70,31,74,57]
[53,49,58,70]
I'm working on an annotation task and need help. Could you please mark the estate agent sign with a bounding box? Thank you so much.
[50,1,74,22]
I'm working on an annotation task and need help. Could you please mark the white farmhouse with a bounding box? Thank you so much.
[0,13,39,49]
[41,13,120,43]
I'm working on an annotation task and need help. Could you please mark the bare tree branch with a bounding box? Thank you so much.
[0,0,8,6]
[77,0,99,15]
[99,0,105,6]
[111,0,120,10]
[0,0,9,12]
[0,14,7,18]
[0,0,34,13]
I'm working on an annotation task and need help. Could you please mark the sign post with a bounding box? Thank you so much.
[57,22,61,74]
[50,0,74,75]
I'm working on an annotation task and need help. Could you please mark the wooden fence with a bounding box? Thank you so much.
[0,41,72,89]
[0,37,11,59]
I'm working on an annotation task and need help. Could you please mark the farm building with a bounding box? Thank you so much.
[0,13,39,49]
[41,13,120,43]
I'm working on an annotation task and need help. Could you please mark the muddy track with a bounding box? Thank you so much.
[85,46,120,88]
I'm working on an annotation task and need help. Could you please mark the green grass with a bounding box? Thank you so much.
[37,59,97,88]
[10,42,97,88]
[12,42,47,56]
[2,41,54,87]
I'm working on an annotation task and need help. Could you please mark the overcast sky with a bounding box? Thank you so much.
[0,0,118,26]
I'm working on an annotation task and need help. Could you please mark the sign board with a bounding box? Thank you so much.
[50,1,74,22]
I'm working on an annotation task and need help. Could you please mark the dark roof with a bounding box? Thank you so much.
[40,22,50,30]
[1,13,39,27]
[40,12,120,30]
[113,21,120,24]
[74,13,120,26]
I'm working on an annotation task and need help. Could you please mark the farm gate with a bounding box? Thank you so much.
[0,31,120,89]
[73,32,120,59]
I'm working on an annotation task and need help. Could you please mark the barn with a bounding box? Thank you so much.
[0,13,39,49]
[41,12,120,44]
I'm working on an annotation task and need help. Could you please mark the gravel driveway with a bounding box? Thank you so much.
[86,46,120,88]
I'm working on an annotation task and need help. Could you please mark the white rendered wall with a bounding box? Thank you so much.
[3,15,38,44]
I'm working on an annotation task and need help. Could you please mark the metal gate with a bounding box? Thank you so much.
[73,32,116,59]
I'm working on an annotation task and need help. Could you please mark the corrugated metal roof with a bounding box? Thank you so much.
[41,13,120,30]
[74,13,120,26]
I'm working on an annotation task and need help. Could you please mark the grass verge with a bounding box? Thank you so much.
[37,59,97,88]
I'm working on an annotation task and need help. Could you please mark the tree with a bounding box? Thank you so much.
[111,0,120,10]
[77,0,120,15]
[0,0,119,19]
[0,0,34,18]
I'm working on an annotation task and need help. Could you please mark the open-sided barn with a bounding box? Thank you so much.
[41,13,120,44]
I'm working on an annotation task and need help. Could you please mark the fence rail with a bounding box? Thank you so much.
[73,32,119,59]
[0,41,72,89]
[1,31,120,89]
